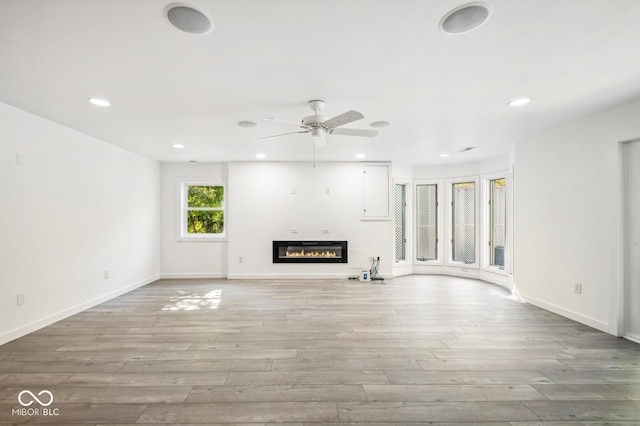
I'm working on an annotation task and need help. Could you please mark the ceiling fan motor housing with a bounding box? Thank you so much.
[302,115,326,127]
[304,100,327,137]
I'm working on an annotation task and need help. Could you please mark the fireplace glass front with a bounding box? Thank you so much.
[272,241,348,263]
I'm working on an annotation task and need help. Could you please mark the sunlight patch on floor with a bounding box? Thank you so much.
[162,289,222,311]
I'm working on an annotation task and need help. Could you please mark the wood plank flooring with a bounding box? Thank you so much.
[1,274,640,425]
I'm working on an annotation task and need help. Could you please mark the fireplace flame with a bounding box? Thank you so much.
[285,249,338,258]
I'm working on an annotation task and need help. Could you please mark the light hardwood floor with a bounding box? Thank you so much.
[1,275,640,425]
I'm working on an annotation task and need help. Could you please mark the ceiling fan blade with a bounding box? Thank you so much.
[264,117,311,129]
[321,110,364,129]
[329,128,379,137]
[261,130,310,139]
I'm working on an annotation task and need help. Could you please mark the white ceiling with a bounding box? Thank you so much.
[2,0,640,165]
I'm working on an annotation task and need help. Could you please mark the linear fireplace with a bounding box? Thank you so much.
[273,241,348,263]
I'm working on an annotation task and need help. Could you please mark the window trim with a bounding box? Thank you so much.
[414,179,444,265]
[482,171,508,275]
[446,176,480,268]
[394,182,408,263]
[178,181,227,242]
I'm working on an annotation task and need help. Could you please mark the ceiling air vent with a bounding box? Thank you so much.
[457,146,477,152]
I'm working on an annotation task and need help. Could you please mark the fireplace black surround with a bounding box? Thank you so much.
[273,241,348,263]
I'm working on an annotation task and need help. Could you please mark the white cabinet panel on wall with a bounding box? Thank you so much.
[362,162,391,220]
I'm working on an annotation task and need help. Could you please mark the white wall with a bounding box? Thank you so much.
[160,162,228,278]
[227,162,393,279]
[0,102,160,344]
[514,100,640,335]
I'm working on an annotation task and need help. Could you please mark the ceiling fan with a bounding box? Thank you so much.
[262,100,379,148]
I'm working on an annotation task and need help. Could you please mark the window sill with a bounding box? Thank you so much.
[481,265,507,276]
[447,261,480,269]
[177,234,227,242]
[414,259,443,265]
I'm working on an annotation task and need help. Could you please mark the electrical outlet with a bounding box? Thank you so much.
[104,270,109,280]
[17,293,25,306]
[574,283,582,294]
[239,256,243,263]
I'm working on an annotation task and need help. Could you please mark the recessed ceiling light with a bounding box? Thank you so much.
[256,153,266,159]
[440,2,492,35]
[165,3,214,35]
[356,153,366,159]
[238,121,258,128]
[440,153,450,158]
[370,121,391,128]
[508,97,531,107]
[88,97,110,107]
[172,143,185,149]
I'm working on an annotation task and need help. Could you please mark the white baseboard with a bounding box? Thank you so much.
[623,332,640,344]
[160,273,227,279]
[392,264,413,277]
[0,274,159,346]
[513,291,609,333]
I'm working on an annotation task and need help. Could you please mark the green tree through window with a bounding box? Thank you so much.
[186,185,224,234]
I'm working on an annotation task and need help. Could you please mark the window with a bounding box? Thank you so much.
[416,184,438,261]
[489,178,506,268]
[394,184,407,262]
[182,184,224,238]
[452,181,475,264]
